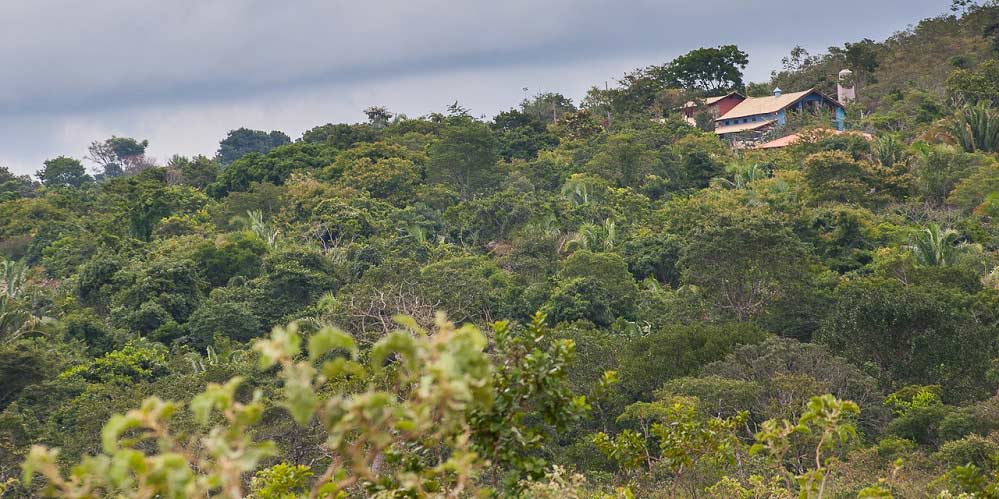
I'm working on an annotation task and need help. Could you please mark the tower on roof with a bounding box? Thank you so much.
[773,87,782,97]
[837,69,855,103]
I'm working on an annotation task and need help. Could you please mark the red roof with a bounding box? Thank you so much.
[754,129,875,150]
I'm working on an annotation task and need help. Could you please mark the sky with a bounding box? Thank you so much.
[1,0,950,176]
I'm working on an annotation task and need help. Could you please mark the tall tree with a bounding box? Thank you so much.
[659,45,749,93]
[830,38,880,82]
[520,92,576,125]
[0,166,33,201]
[86,136,150,179]
[363,106,394,129]
[427,119,499,200]
[36,156,91,188]
[585,131,660,188]
[680,215,811,321]
[217,128,291,166]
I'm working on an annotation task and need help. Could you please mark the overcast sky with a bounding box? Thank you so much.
[1,0,949,175]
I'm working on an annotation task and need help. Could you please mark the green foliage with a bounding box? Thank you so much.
[191,230,269,287]
[591,429,647,471]
[909,224,962,266]
[61,310,115,355]
[100,170,211,240]
[617,322,768,399]
[910,143,980,203]
[803,151,896,206]
[936,434,999,469]
[87,136,150,178]
[750,395,860,497]
[418,255,517,324]
[251,463,314,498]
[949,101,999,153]
[544,277,615,327]
[342,156,420,202]
[607,45,748,113]
[252,246,337,325]
[185,298,262,347]
[818,277,998,401]
[217,127,291,165]
[558,251,638,321]
[427,118,499,200]
[702,337,888,431]
[594,395,746,496]
[8,9,999,494]
[301,122,378,147]
[663,45,749,92]
[209,142,336,197]
[0,166,33,202]
[621,230,681,285]
[680,214,811,320]
[111,257,205,333]
[470,313,589,488]
[37,156,92,188]
[167,154,220,188]
[59,341,168,385]
[585,131,661,188]
[947,59,999,106]
[24,315,500,497]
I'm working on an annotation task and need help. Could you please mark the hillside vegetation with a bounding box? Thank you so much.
[7,2,999,497]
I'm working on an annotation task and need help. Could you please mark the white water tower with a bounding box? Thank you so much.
[837,69,856,103]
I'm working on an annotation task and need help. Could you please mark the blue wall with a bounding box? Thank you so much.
[720,113,774,127]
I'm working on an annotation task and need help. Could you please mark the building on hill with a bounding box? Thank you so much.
[680,91,745,123]
[711,87,846,144]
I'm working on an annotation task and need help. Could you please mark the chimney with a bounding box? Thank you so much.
[773,87,782,97]
[837,69,855,103]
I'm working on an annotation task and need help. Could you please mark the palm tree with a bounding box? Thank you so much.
[561,176,593,206]
[0,295,51,344]
[566,219,617,252]
[233,210,280,247]
[909,224,960,266]
[249,210,280,247]
[403,224,428,245]
[721,163,770,189]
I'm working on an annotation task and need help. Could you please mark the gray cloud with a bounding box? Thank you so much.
[0,0,947,174]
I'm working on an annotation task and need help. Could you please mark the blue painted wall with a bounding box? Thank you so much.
[720,113,775,127]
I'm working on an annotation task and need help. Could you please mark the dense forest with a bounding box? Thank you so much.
[8,2,999,497]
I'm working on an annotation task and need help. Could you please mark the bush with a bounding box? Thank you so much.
[936,434,999,469]
[544,277,614,327]
[617,322,768,400]
[185,298,263,347]
[61,311,115,355]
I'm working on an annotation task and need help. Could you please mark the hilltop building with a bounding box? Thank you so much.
[712,87,846,141]
[680,91,745,121]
